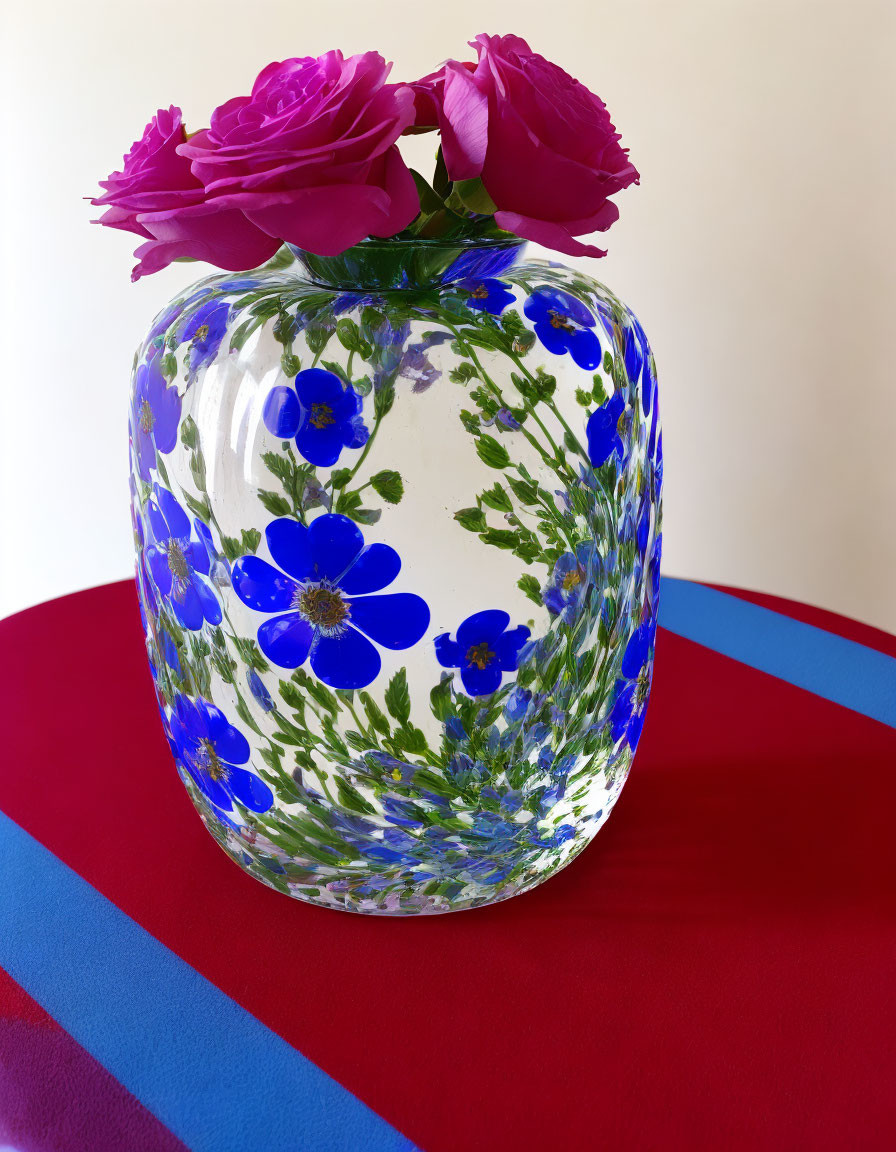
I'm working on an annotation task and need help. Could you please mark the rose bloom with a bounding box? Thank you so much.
[92,106,280,280]
[413,34,640,257]
[178,51,419,257]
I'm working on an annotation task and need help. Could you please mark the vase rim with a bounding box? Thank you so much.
[287,235,527,291]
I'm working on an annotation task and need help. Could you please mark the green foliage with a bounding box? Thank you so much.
[258,490,292,518]
[384,668,411,726]
[518,573,543,605]
[475,435,510,469]
[430,675,454,722]
[592,375,608,404]
[454,506,488,533]
[369,470,404,504]
[480,483,512,513]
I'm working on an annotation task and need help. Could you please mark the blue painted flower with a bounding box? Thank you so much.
[231,514,430,690]
[524,288,602,370]
[247,669,274,713]
[459,278,515,315]
[435,610,530,697]
[181,300,230,377]
[130,351,181,483]
[586,392,626,468]
[144,486,222,631]
[170,695,273,814]
[263,368,368,468]
[543,543,601,619]
[608,617,658,749]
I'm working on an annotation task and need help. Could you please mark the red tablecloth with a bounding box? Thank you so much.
[1,578,894,1151]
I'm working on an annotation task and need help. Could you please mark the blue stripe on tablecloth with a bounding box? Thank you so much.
[658,577,896,729]
[0,811,419,1152]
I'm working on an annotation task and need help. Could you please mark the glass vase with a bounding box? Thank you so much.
[129,236,662,915]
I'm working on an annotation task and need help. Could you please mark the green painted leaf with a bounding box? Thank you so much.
[336,779,377,815]
[257,490,292,517]
[479,528,518,550]
[351,508,381,525]
[384,667,411,725]
[592,374,608,404]
[329,467,352,489]
[480,483,512,513]
[374,384,395,418]
[430,675,454,722]
[281,351,301,377]
[449,362,477,384]
[182,490,211,522]
[369,470,404,504]
[454,507,488,532]
[518,573,543,605]
[180,416,198,450]
[506,475,539,506]
[575,388,592,406]
[359,691,390,736]
[241,528,261,554]
[475,435,510,469]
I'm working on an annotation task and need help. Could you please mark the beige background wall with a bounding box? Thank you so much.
[2,0,894,629]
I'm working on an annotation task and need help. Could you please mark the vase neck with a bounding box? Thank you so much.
[287,237,527,292]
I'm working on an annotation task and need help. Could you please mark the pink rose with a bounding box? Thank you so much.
[178,52,420,257]
[414,35,640,257]
[92,107,280,281]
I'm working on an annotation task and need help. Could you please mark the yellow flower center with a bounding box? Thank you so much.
[167,539,190,580]
[309,403,335,429]
[548,309,576,332]
[466,641,496,670]
[391,767,403,782]
[297,584,349,630]
[138,398,154,433]
[561,569,582,592]
[470,283,489,299]
[193,323,210,342]
[197,737,227,781]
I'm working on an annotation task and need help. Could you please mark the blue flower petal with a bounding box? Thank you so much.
[227,765,274,813]
[193,576,222,626]
[310,626,381,689]
[154,486,191,540]
[532,320,570,357]
[307,514,364,582]
[347,593,430,650]
[457,610,510,649]
[265,518,314,582]
[172,583,204,631]
[624,325,644,384]
[257,612,314,669]
[232,555,298,612]
[185,540,210,576]
[568,327,603,371]
[493,625,531,671]
[434,634,463,668]
[199,700,250,765]
[189,765,233,812]
[295,421,345,467]
[145,545,172,597]
[338,543,401,595]
[295,368,346,410]
[263,386,301,438]
[622,623,653,679]
[460,661,502,697]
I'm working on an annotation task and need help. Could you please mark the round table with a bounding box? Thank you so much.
[1,577,894,1152]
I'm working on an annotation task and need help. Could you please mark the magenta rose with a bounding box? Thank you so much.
[92,106,280,281]
[178,52,420,257]
[414,35,640,257]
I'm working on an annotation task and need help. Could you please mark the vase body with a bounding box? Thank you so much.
[129,238,662,915]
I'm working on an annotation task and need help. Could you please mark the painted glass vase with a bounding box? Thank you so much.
[130,237,662,915]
